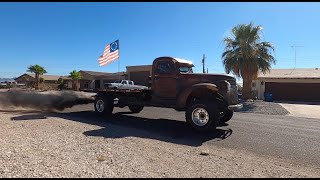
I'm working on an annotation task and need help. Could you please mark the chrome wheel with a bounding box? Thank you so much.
[191,108,209,127]
[95,99,105,112]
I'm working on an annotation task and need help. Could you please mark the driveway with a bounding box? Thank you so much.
[278,101,320,119]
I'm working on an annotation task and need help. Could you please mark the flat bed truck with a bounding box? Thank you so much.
[89,56,243,132]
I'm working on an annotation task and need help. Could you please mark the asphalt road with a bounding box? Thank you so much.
[59,104,320,167]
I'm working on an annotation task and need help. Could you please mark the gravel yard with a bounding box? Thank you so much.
[0,106,319,178]
[238,100,289,115]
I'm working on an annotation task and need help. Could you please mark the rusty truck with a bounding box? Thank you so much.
[92,56,242,132]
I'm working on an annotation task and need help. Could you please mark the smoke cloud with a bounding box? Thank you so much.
[0,90,95,111]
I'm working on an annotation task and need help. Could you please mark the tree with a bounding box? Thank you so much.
[57,77,64,85]
[57,77,66,90]
[27,65,47,90]
[69,70,82,91]
[222,23,276,100]
[39,77,44,83]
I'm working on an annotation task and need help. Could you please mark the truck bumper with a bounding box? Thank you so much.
[228,103,243,111]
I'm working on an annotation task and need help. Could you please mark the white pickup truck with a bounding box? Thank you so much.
[104,80,148,90]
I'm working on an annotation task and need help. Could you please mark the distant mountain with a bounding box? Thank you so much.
[0,78,15,82]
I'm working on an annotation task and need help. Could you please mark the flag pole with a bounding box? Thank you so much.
[118,39,120,80]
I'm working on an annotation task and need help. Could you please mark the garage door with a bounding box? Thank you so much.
[265,82,320,102]
[130,71,151,86]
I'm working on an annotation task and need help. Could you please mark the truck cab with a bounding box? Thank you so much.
[150,56,240,109]
[118,80,134,85]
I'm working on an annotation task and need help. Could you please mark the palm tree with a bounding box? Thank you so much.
[69,70,82,91]
[27,65,47,90]
[222,23,276,100]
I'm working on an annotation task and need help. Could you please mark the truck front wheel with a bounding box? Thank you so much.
[185,101,220,132]
[94,96,114,116]
[128,105,144,113]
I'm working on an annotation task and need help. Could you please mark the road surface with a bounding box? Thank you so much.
[61,104,320,167]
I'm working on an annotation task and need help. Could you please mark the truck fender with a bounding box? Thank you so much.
[176,83,218,109]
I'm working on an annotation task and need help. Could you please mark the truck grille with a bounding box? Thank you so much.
[227,78,237,90]
[226,77,239,105]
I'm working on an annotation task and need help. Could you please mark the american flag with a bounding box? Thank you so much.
[98,40,119,66]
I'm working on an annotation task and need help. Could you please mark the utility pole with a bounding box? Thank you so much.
[207,68,208,73]
[202,54,206,73]
[289,45,303,74]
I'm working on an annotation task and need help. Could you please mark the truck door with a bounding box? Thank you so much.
[152,60,178,100]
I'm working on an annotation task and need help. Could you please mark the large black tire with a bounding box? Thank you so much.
[185,101,220,132]
[128,105,144,113]
[94,95,114,116]
[220,109,234,123]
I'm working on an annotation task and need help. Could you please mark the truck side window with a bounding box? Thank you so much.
[156,61,175,74]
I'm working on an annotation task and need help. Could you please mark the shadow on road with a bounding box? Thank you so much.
[238,101,257,112]
[11,114,47,120]
[9,110,233,147]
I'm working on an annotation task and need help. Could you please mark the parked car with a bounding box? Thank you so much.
[0,82,7,86]
[104,80,148,90]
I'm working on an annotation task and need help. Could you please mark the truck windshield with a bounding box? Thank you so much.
[114,80,121,83]
[179,66,193,73]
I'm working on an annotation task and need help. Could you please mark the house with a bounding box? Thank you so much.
[78,65,154,89]
[79,70,127,89]
[126,65,152,86]
[252,68,320,102]
[15,73,71,89]
[13,67,151,90]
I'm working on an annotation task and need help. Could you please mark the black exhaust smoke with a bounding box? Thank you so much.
[0,90,95,111]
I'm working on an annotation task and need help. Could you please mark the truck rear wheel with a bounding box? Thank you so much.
[185,101,220,132]
[220,109,234,123]
[128,105,144,113]
[94,96,114,116]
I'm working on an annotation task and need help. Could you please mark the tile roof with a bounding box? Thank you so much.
[79,70,126,77]
[258,68,320,79]
[25,74,71,81]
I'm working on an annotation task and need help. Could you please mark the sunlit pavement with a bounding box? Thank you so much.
[278,102,320,119]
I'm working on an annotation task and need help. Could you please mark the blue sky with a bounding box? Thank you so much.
[1,2,320,81]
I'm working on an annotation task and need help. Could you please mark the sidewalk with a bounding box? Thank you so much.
[277,101,320,119]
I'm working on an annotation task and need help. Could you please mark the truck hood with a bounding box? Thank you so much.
[179,73,237,91]
[180,73,236,83]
